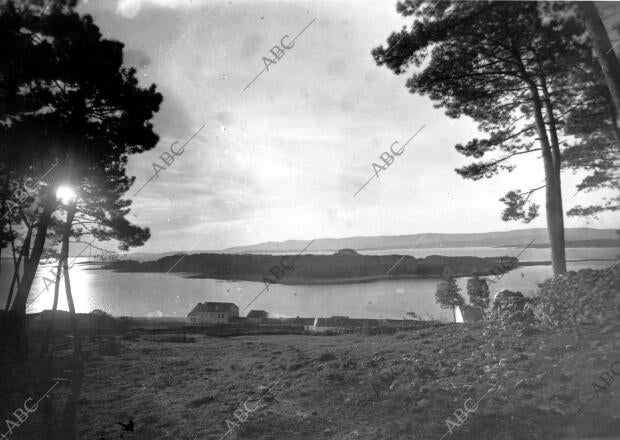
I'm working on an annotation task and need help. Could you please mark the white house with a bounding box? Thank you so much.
[187,302,239,325]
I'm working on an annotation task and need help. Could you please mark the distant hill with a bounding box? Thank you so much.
[220,228,619,254]
[18,227,609,260]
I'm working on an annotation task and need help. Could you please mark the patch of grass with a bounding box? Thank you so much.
[146,335,196,343]
[288,362,304,371]
[188,395,215,407]
[317,352,336,362]
[98,339,122,356]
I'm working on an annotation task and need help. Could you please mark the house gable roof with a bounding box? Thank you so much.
[188,302,239,316]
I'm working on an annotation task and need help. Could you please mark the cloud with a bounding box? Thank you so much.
[150,87,194,138]
[239,32,264,59]
[123,48,151,69]
[327,58,347,76]
[82,0,620,253]
[116,0,212,18]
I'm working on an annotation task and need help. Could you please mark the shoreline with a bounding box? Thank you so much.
[91,258,618,285]
[184,272,508,285]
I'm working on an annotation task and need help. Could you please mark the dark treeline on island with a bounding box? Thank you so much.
[103,250,519,284]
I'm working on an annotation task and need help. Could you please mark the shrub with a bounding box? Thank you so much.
[488,290,537,324]
[435,275,465,321]
[537,266,620,327]
[466,275,490,311]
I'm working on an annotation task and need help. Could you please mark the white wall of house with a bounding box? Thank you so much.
[190,311,234,324]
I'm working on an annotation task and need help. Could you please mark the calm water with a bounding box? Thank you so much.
[1,247,617,322]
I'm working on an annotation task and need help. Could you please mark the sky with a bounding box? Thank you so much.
[78,0,620,253]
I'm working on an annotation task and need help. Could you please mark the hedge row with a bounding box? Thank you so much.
[536,265,620,327]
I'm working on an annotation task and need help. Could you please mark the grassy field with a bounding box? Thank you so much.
[2,321,620,440]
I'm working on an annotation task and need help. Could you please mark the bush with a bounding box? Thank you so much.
[435,275,465,321]
[488,290,537,324]
[466,276,490,311]
[90,309,112,317]
[537,266,620,327]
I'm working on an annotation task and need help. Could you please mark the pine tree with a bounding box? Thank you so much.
[466,275,490,311]
[372,1,613,276]
[1,1,162,320]
[435,275,465,322]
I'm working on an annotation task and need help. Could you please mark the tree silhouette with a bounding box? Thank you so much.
[578,2,620,136]
[372,1,615,276]
[466,275,490,312]
[1,1,162,326]
[435,275,464,322]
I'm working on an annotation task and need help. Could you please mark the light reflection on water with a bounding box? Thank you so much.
[1,247,617,321]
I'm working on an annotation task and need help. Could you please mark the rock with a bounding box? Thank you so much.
[565,345,576,352]
[438,349,445,355]
[417,398,430,408]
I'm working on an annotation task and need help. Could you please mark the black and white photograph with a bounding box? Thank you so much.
[1,0,619,438]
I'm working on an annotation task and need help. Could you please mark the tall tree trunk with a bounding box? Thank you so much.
[539,75,562,177]
[10,191,55,315]
[606,99,620,146]
[580,1,620,149]
[0,168,11,284]
[528,81,567,275]
[5,225,31,310]
[40,249,64,357]
[62,202,81,359]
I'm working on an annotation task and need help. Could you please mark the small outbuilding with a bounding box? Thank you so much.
[247,310,268,323]
[455,304,485,323]
[187,302,239,325]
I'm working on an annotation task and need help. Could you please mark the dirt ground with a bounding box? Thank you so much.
[2,321,620,440]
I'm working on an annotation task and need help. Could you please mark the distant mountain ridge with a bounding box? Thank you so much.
[220,228,619,254]
[34,228,613,259]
